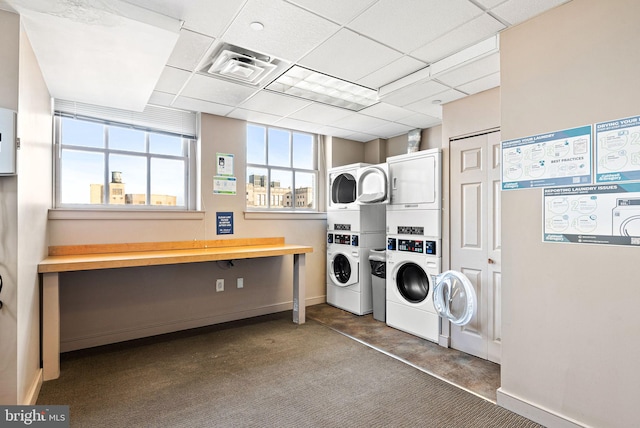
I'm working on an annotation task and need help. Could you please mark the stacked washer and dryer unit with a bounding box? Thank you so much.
[356,149,443,342]
[326,164,385,315]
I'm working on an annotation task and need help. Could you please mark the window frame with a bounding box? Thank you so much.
[246,123,318,212]
[53,113,197,211]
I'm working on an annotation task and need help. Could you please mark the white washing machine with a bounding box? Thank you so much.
[612,198,640,236]
[327,231,385,315]
[385,235,441,342]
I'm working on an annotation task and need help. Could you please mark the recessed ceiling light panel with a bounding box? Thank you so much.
[266,66,378,111]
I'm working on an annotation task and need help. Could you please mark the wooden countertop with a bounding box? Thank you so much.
[38,237,313,273]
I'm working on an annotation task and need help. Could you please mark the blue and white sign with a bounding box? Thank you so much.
[543,183,640,246]
[595,115,640,183]
[502,125,592,190]
[216,212,234,235]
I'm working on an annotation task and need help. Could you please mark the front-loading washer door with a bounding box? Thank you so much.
[619,215,640,236]
[330,253,357,287]
[396,262,429,303]
[356,164,389,204]
[433,270,476,326]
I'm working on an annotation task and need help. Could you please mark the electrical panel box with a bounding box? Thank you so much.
[0,108,17,175]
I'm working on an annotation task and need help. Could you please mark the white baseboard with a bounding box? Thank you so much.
[24,369,42,405]
[497,388,588,428]
[61,298,325,352]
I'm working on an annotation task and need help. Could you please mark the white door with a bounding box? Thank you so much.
[450,131,501,364]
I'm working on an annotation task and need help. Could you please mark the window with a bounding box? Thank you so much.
[246,124,317,211]
[54,111,196,210]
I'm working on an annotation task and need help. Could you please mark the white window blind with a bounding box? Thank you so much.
[54,99,197,138]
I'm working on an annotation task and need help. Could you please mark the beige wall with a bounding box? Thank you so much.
[498,1,639,427]
[0,10,20,405]
[328,136,365,168]
[49,113,326,351]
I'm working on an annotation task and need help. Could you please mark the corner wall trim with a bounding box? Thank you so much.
[496,388,588,428]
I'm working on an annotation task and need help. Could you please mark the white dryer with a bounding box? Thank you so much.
[387,148,442,210]
[327,231,385,315]
[385,235,441,342]
[328,162,385,233]
[328,163,369,211]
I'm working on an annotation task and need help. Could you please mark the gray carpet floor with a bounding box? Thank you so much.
[37,312,543,427]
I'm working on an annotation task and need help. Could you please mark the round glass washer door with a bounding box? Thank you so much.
[396,263,429,303]
[433,270,476,326]
[332,254,352,285]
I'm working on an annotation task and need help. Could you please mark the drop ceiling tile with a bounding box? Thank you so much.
[348,0,483,53]
[404,89,467,117]
[285,0,378,24]
[359,103,414,122]
[239,91,312,117]
[155,66,192,94]
[433,52,500,87]
[318,126,356,139]
[288,103,354,124]
[345,131,378,142]
[227,108,281,125]
[357,56,427,89]
[369,122,415,139]
[273,117,325,134]
[148,91,176,107]
[299,29,403,83]
[456,71,500,95]
[222,0,340,62]
[124,0,246,38]
[475,0,508,8]
[491,0,570,25]
[172,96,235,116]
[166,29,214,71]
[411,14,505,64]
[180,74,258,106]
[397,113,442,129]
[332,113,394,133]
[381,80,450,107]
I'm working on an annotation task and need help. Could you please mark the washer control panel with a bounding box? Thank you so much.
[387,238,437,255]
[328,233,359,246]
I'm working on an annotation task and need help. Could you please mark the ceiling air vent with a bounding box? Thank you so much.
[205,45,278,86]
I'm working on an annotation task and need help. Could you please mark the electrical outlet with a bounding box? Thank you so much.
[237,278,244,289]
[216,279,224,292]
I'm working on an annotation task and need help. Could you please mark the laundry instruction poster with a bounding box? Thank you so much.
[595,115,640,183]
[543,183,640,246]
[502,125,592,190]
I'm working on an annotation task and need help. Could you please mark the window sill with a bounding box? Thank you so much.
[244,211,327,220]
[48,209,205,221]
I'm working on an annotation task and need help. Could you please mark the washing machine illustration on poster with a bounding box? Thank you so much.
[612,198,640,236]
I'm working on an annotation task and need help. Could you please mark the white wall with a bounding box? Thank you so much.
[16,23,52,404]
[0,10,51,405]
[49,113,326,351]
[498,1,639,427]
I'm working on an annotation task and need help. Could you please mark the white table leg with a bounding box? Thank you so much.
[42,272,60,380]
[292,253,306,324]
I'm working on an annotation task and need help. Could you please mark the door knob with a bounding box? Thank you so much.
[488,258,495,264]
